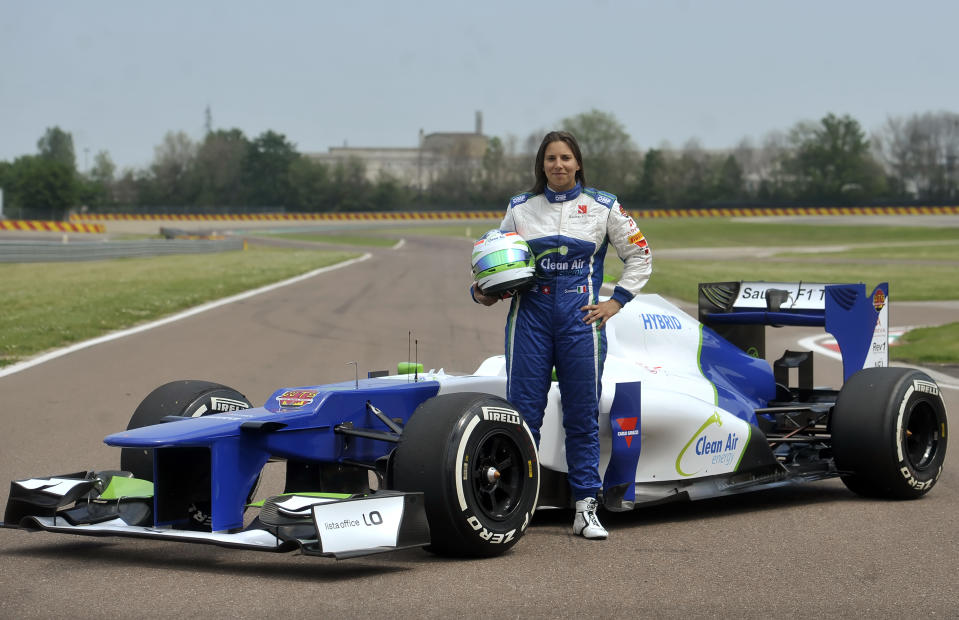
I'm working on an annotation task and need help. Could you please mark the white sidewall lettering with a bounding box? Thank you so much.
[455,415,481,512]
[896,385,913,463]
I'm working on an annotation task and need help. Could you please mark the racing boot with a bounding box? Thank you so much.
[572,497,608,539]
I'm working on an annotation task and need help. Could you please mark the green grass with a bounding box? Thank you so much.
[594,219,959,365]
[604,257,959,365]
[893,323,959,365]
[261,232,399,247]
[357,214,959,249]
[614,259,959,303]
[383,215,959,249]
[0,246,358,367]
[778,241,959,260]
[633,218,959,249]
[421,217,959,364]
[4,217,957,367]
[412,215,958,365]
[566,218,959,303]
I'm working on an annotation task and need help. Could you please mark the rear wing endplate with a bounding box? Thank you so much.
[698,281,889,381]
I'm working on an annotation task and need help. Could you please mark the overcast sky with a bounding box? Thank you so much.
[2,0,956,172]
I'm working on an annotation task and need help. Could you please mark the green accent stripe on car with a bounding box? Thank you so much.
[697,324,719,406]
[733,424,754,471]
[99,476,154,500]
[397,362,424,375]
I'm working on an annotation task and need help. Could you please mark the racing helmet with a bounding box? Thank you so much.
[471,229,535,295]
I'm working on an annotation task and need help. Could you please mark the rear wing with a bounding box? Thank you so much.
[698,281,889,383]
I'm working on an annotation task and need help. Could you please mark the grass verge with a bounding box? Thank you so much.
[891,323,959,365]
[378,216,959,365]
[4,217,956,367]
[260,232,399,247]
[0,246,358,367]
[603,257,959,365]
[777,241,959,261]
[597,218,959,366]
[634,218,959,249]
[621,259,959,303]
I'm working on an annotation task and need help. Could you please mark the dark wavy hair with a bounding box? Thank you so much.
[530,130,587,195]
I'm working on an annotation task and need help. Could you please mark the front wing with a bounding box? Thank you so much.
[2,473,430,560]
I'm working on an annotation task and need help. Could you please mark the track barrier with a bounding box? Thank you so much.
[1,220,105,233]
[1,205,956,238]
[65,205,959,224]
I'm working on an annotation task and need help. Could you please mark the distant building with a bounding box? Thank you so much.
[305,112,489,189]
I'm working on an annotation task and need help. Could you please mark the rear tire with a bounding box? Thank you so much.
[832,368,948,499]
[391,392,540,557]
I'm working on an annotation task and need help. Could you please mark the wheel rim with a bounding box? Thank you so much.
[904,401,941,470]
[470,430,525,521]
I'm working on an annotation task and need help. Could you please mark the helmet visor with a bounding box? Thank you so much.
[472,248,532,276]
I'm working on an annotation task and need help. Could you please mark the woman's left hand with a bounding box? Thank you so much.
[581,299,622,328]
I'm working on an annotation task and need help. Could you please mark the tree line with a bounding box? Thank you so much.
[1,109,957,220]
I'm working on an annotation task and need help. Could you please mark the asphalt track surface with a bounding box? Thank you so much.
[1,232,958,618]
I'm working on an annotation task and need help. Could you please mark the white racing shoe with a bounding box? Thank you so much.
[572,498,608,539]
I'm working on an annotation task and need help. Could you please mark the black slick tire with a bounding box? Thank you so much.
[120,380,252,480]
[832,367,948,499]
[391,392,540,557]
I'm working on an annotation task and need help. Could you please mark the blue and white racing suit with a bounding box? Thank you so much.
[499,183,652,501]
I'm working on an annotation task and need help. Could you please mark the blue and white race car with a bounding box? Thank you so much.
[2,282,948,558]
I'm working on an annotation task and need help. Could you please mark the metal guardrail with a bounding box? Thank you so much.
[0,238,245,263]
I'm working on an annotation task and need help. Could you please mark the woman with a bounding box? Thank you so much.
[472,130,652,539]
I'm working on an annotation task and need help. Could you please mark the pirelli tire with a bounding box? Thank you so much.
[832,367,948,499]
[120,380,253,481]
[391,392,540,558]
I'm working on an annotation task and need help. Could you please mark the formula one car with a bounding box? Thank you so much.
[2,282,949,559]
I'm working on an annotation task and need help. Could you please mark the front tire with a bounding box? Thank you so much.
[391,392,540,557]
[120,380,253,480]
[119,380,254,528]
[832,367,948,499]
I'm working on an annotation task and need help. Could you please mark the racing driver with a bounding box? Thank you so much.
[472,130,652,539]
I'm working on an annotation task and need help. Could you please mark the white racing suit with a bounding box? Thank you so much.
[499,184,652,501]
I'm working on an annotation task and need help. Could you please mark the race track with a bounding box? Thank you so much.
[1,233,957,618]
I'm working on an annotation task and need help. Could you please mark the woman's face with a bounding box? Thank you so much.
[542,140,581,192]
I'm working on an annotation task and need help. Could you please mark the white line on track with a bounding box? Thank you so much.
[798,333,959,391]
[0,253,372,379]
